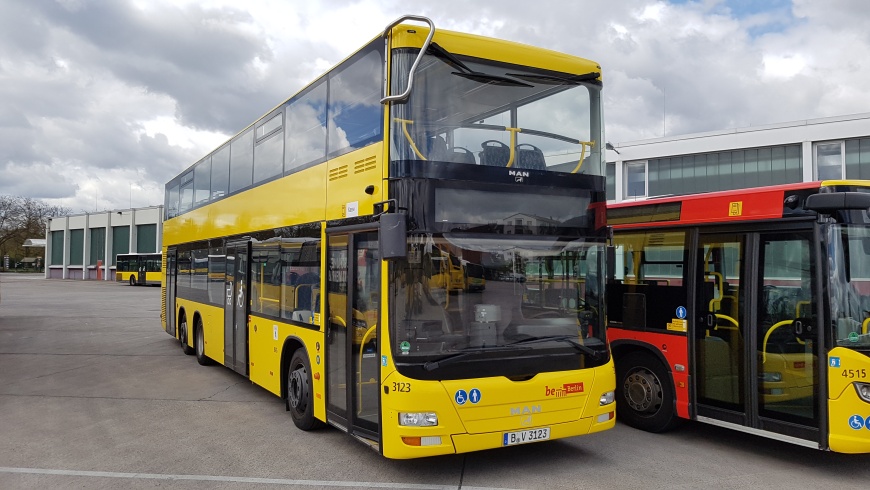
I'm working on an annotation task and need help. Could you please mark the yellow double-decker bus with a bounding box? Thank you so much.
[162,15,614,459]
[116,252,162,286]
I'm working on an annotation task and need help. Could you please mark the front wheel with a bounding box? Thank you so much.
[129,275,136,286]
[615,351,681,433]
[286,349,324,431]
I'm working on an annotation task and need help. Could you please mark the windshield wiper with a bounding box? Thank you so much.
[509,335,604,359]
[422,345,531,371]
[505,72,600,86]
[452,72,533,87]
[426,42,473,73]
[426,42,532,87]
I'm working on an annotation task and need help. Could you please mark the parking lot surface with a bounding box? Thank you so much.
[2,273,870,489]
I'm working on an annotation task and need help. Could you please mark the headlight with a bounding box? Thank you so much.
[600,391,615,406]
[760,372,782,382]
[855,382,870,403]
[399,412,438,426]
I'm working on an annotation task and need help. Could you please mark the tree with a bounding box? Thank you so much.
[0,195,70,269]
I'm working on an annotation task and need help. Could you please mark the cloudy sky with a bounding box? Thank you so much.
[2,0,869,212]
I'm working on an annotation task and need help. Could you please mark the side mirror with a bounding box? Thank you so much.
[380,213,407,260]
[805,192,870,213]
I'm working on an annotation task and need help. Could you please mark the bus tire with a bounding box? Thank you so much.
[616,351,680,433]
[179,314,195,355]
[194,319,213,366]
[286,349,324,431]
[129,275,136,286]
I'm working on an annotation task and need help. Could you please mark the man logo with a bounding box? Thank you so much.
[508,169,529,183]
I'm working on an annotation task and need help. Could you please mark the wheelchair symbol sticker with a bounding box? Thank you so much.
[830,357,841,368]
[849,415,865,430]
[455,390,468,405]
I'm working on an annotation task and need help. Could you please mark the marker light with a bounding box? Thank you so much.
[399,412,438,426]
[597,412,615,423]
[401,436,442,446]
[600,391,615,406]
[855,382,870,403]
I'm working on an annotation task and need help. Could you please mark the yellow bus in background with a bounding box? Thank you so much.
[116,252,162,286]
[162,15,614,459]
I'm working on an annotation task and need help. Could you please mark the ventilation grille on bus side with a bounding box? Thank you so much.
[329,165,348,181]
[354,155,377,174]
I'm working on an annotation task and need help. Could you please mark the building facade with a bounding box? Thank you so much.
[45,206,163,280]
[606,112,870,203]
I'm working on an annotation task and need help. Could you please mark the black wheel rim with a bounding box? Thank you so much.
[288,364,308,413]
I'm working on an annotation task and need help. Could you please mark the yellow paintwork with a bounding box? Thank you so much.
[828,347,870,453]
[324,145,384,222]
[389,25,601,79]
[379,357,616,459]
[174,298,226,364]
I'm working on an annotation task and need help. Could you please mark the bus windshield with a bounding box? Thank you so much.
[389,234,607,379]
[390,48,604,177]
[831,224,870,350]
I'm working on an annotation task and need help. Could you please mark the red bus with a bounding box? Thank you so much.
[607,180,870,453]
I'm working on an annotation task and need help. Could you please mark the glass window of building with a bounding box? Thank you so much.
[625,161,647,198]
[816,141,844,180]
[845,138,870,179]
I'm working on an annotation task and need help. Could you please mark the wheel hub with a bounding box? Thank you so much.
[624,368,663,413]
[288,367,307,410]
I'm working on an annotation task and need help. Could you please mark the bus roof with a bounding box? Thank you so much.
[167,18,602,185]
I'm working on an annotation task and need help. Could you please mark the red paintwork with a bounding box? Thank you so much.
[608,327,690,419]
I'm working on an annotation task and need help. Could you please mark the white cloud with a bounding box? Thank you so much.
[2,0,870,212]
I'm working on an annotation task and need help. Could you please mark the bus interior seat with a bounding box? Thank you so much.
[427,135,448,161]
[479,140,510,166]
[449,147,476,164]
[514,144,546,170]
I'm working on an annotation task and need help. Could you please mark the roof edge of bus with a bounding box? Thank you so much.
[389,23,601,79]
[609,181,870,209]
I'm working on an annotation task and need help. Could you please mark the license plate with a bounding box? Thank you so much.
[503,427,551,446]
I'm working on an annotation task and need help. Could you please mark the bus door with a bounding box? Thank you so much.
[165,248,177,335]
[224,241,251,376]
[695,231,820,443]
[325,230,380,444]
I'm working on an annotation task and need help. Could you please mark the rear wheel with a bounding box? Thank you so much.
[194,319,213,366]
[179,314,194,355]
[129,275,136,286]
[616,351,681,432]
[286,349,324,431]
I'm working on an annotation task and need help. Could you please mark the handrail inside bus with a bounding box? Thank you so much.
[381,15,435,104]
[762,319,794,364]
[358,324,378,414]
